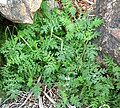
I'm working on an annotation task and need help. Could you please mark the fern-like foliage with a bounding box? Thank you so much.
[0,0,120,108]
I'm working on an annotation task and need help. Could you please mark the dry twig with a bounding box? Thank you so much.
[83,0,94,5]
[99,104,110,108]
[43,91,56,104]
[18,92,33,108]
[39,96,44,108]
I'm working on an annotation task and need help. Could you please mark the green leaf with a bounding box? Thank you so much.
[27,77,33,87]
[69,7,76,18]
[32,83,42,98]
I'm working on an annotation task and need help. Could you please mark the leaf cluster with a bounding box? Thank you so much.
[0,0,120,108]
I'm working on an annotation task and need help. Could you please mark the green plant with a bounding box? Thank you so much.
[0,0,120,108]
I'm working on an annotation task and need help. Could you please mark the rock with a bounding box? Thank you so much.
[95,0,120,64]
[48,0,60,10]
[0,0,42,24]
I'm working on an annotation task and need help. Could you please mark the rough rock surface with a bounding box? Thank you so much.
[95,0,120,64]
[0,0,42,24]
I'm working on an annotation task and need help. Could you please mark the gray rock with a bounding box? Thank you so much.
[95,0,120,64]
[0,0,42,24]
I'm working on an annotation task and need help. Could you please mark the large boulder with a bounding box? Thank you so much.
[95,0,120,64]
[0,0,42,24]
